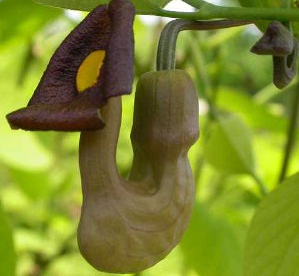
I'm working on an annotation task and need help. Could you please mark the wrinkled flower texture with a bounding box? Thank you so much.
[6,0,200,274]
[6,0,135,131]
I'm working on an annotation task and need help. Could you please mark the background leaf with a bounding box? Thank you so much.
[181,204,243,276]
[216,88,287,133]
[203,114,256,175]
[244,173,299,276]
[0,206,16,276]
[0,0,63,49]
[31,0,171,12]
[8,168,53,200]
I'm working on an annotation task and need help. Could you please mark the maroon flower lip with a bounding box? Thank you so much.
[6,0,135,131]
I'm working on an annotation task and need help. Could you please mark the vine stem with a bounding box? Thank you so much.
[138,5,299,22]
[157,19,252,71]
[278,80,299,183]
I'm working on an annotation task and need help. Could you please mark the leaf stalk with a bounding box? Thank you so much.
[138,5,299,24]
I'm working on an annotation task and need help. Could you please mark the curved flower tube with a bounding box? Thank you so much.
[78,70,199,273]
[6,0,134,131]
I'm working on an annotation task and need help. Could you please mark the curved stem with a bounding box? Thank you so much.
[278,81,299,183]
[157,19,190,71]
[138,6,299,23]
[157,19,252,71]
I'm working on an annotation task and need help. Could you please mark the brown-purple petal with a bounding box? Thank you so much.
[6,103,104,131]
[103,0,135,99]
[6,0,135,131]
[29,4,111,106]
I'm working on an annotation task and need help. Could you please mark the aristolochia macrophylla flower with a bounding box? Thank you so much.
[6,0,135,131]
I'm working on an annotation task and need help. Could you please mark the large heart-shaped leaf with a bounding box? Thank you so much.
[32,0,171,11]
[244,173,299,276]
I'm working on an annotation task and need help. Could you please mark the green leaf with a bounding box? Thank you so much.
[244,173,299,276]
[9,168,53,200]
[142,247,183,276]
[0,130,54,171]
[0,0,63,48]
[181,204,243,276]
[15,228,58,256]
[203,114,256,175]
[43,253,105,276]
[0,43,54,171]
[217,88,287,133]
[32,0,170,12]
[0,207,16,276]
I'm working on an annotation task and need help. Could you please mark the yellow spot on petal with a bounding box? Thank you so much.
[76,50,105,92]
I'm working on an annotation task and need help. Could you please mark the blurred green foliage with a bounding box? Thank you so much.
[0,0,299,276]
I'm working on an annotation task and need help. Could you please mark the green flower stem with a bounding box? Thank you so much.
[138,5,299,22]
[157,19,251,71]
[278,80,299,183]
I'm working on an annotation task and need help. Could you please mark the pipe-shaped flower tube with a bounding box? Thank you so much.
[78,70,199,273]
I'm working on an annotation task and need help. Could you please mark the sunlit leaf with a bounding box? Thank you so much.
[181,204,243,276]
[244,173,299,276]
[143,247,184,276]
[0,130,53,170]
[32,0,171,12]
[203,114,256,175]
[15,228,58,256]
[217,88,287,133]
[0,207,16,276]
[0,43,54,171]
[9,168,53,200]
[43,253,104,276]
[0,0,62,48]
